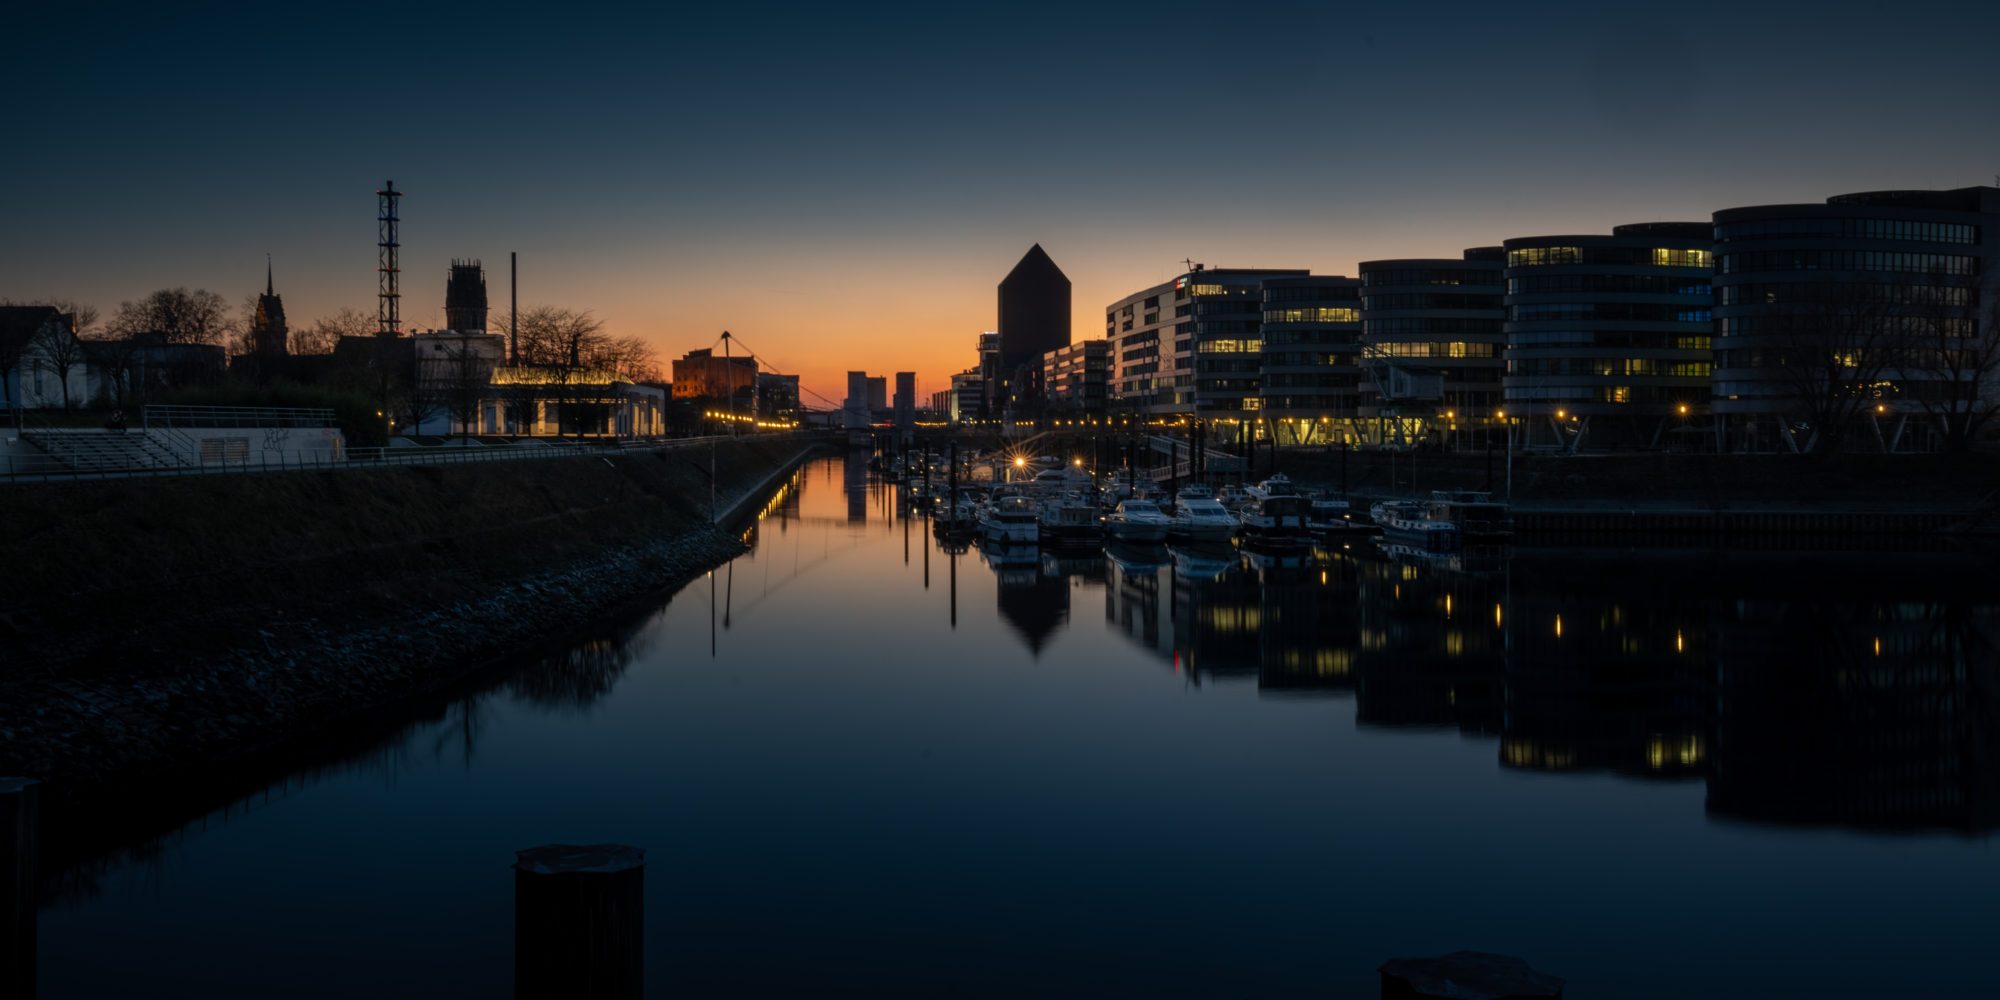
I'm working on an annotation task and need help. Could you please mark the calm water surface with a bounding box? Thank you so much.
[39,455,2000,996]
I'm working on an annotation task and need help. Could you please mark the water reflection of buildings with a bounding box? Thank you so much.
[984,543,1071,657]
[1069,536,2000,835]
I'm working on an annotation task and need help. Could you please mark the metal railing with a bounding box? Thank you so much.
[143,405,339,428]
[0,430,831,484]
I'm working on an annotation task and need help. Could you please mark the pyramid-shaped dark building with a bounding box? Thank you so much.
[994,244,1071,410]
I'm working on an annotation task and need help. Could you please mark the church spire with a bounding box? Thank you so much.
[266,253,273,296]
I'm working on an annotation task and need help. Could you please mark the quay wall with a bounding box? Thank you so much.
[0,437,825,800]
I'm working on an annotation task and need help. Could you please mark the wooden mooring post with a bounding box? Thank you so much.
[0,779,37,1000]
[514,843,644,1000]
[1379,950,1563,999]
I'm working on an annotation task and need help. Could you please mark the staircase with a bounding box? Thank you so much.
[21,428,190,472]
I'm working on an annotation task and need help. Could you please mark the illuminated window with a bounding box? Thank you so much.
[1506,246,1582,267]
[1651,247,1713,268]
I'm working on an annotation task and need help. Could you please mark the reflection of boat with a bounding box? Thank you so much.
[1239,494,1311,541]
[1371,500,1461,550]
[979,539,1041,570]
[979,495,1042,544]
[1039,492,1103,544]
[1170,496,1239,542]
[1105,540,1170,573]
[1169,543,1238,580]
[1240,543,1313,572]
[1106,500,1172,542]
[1426,490,1513,540]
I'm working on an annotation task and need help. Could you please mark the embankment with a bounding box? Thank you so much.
[0,437,824,799]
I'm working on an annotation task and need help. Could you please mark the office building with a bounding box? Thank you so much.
[1042,340,1110,415]
[1108,266,1307,419]
[1359,249,1507,446]
[1259,275,1363,445]
[1712,186,2000,453]
[1501,223,1715,450]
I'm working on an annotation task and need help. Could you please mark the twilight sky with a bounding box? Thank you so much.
[6,2,1998,404]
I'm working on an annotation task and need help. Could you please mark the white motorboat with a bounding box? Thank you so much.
[979,494,1042,544]
[1105,499,1171,543]
[1038,492,1103,544]
[1169,496,1240,542]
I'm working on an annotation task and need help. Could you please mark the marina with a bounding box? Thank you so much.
[31,455,2000,996]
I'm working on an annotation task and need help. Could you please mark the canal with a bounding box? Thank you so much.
[37,454,2000,996]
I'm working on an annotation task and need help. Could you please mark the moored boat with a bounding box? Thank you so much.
[1239,493,1311,542]
[978,494,1042,544]
[1370,500,1462,550]
[1038,492,1103,544]
[1169,495,1240,542]
[1106,499,1172,543]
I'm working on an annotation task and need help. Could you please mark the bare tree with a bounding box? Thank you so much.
[1906,266,2000,453]
[516,306,611,437]
[33,322,89,411]
[1764,282,1902,453]
[295,307,372,355]
[107,287,232,345]
[226,292,262,357]
[438,339,498,443]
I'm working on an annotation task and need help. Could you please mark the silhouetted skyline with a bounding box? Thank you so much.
[6,2,1998,402]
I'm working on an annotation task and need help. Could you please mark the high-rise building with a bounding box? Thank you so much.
[1042,340,1110,415]
[996,245,1071,411]
[893,371,916,432]
[1259,275,1363,445]
[1712,186,2000,453]
[866,376,887,412]
[976,332,1000,417]
[1358,249,1507,445]
[444,259,488,332]
[844,371,871,430]
[1501,224,1714,450]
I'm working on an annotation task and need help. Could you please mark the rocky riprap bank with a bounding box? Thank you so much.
[0,438,820,803]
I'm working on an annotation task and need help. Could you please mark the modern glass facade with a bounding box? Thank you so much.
[1259,275,1363,445]
[1107,268,1306,417]
[1502,223,1714,450]
[1359,249,1505,443]
[1711,187,2000,452]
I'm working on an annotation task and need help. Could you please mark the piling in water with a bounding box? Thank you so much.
[0,779,37,1000]
[514,843,644,1000]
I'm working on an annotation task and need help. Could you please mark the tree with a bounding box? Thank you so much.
[295,307,372,356]
[1907,266,2000,454]
[1764,282,1902,453]
[108,287,232,345]
[437,338,497,443]
[516,306,610,437]
[33,321,88,411]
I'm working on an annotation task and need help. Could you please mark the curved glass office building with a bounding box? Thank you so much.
[1358,249,1505,448]
[1258,275,1362,446]
[1712,187,2000,453]
[1501,223,1714,450]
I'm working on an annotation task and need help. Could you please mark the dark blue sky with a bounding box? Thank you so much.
[6,1,1997,398]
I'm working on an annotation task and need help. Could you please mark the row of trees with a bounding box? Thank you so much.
[1760,270,2000,454]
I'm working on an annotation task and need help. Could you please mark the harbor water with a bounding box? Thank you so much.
[36,454,2000,997]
